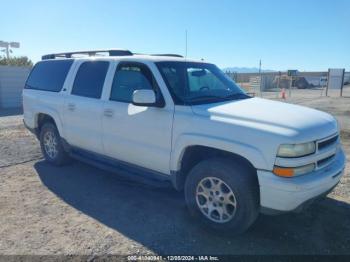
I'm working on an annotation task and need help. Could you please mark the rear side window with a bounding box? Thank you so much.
[25,60,73,92]
[71,61,109,99]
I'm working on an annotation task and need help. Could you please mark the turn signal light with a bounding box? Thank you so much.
[273,163,315,178]
[273,167,294,177]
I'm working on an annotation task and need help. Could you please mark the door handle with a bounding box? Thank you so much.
[104,109,114,117]
[68,103,76,111]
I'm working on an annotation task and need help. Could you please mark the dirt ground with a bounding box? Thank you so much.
[0,92,349,256]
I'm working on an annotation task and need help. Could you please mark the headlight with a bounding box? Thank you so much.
[277,142,316,158]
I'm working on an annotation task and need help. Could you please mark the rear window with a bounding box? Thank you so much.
[25,60,73,92]
[71,61,109,99]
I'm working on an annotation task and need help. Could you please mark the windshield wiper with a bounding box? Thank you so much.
[185,95,224,103]
[185,93,251,105]
[222,93,251,100]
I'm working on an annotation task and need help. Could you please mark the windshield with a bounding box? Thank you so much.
[156,61,249,105]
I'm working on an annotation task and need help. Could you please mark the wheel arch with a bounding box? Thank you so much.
[34,109,64,138]
[170,134,267,190]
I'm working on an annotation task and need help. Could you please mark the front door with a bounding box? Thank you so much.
[102,62,174,174]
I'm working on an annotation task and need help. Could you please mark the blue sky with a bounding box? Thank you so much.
[1,0,349,71]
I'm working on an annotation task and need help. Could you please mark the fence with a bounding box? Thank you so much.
[227,71,349,99]
[0,65,31,109]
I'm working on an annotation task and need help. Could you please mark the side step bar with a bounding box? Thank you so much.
[70,149,172,189]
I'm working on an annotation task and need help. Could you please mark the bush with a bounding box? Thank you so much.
[0,56,33,67]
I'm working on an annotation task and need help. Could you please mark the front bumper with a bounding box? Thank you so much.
[257,147,346,213]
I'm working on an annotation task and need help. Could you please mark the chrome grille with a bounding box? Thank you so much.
[318,135,338,151]
[317,154,335,168]
[315,133,339,170]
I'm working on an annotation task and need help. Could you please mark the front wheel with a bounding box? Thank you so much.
[184,158,259,235]
[39,122,71,166]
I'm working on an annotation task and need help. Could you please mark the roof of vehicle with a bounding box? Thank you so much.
[77,55,202,63]
[41,49,205,63]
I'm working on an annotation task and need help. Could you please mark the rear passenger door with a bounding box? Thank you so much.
[102,61,174,174]
[64,60,110,154]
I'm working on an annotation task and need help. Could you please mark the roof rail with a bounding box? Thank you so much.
[41,49,133,60]
[151,54,184,58]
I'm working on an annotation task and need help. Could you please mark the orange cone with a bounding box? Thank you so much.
[281,88,286,99]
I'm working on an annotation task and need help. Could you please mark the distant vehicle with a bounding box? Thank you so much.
[23,49,346,234]
[294,77,310,89]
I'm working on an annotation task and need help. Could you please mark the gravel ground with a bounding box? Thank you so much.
[0,94,349,256]
[0,114,41,168]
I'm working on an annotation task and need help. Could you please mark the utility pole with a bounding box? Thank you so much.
[6,46,9,59]
[0,41,20,59]
[259,59,262,97]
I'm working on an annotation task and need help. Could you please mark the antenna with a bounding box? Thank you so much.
[185,30,188,59]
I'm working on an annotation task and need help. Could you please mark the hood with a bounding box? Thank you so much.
[191,97,338,142]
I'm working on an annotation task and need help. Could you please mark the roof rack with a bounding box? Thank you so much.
[41,49,184,60]
[151,54,183,58]
[41,49,133,60]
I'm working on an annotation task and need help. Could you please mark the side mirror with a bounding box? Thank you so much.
[132,89,157,106]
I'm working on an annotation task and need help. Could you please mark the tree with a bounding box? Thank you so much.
[0,56,33,67]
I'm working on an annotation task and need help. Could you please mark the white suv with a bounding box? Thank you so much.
[23,49,346,234]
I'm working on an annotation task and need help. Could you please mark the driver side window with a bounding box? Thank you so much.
[110,62,155,103]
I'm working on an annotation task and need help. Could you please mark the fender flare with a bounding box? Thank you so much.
[170,133,269,171]
[33,106,65,138]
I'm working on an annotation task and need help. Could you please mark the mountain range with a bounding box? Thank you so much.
[222,67,275,73]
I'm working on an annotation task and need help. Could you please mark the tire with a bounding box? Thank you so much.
[39,122,71,166]
[184,157,259,235]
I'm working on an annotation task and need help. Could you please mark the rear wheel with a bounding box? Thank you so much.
[184,158,259,235]
[39,122,71,166]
